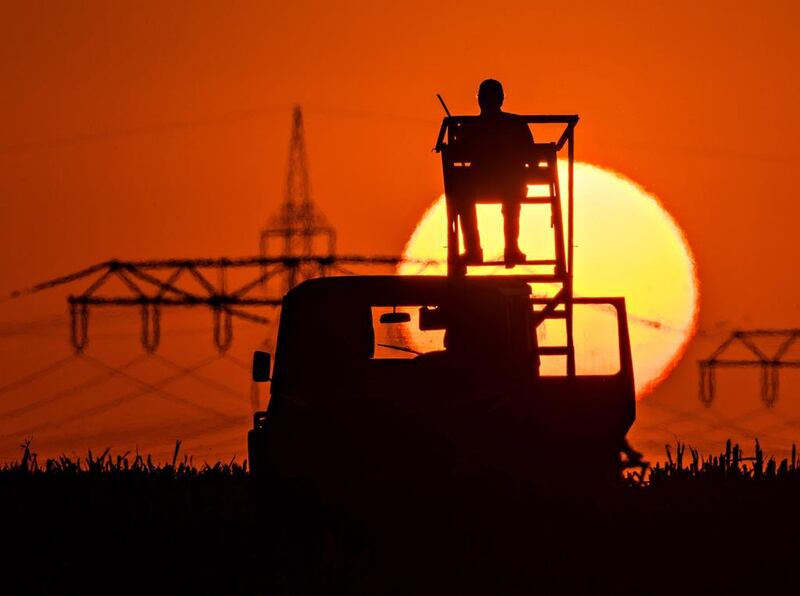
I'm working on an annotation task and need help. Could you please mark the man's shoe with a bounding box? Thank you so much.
[460,249,484,265]
[504,247,527,268]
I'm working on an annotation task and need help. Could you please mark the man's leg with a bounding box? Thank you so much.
[502,199,526,264]
[459,201,483,264]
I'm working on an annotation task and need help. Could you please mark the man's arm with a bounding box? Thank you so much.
[504,113,534,147]
[502,114,533,156]
[518,116,534,145]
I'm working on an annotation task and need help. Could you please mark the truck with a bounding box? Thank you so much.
[248,114,636,504]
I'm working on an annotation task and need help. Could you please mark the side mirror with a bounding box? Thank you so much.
[252,351,271,383]
[379,312,411,324]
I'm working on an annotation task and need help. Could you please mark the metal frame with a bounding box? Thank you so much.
[435,114,579,375]
[699,329,800,407]
[434,115,578,276]
[12,255,431,353]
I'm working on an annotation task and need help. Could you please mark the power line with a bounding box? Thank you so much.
[0,354,148,420]
[80,353,245,419]
[0,412,250,462]
[0,313,67,337]
[0,104,435,157]
[699,329,800,407]
[0,105,287,156]
[0,355,78,397]
[0,355,227,440]
[6,255,435,353]
[151,352,250,405]
[221,352,252,373]
[636,398,800,445]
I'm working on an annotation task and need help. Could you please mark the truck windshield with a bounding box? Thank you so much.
[370,306,445,360]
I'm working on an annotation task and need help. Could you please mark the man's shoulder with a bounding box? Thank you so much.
[499,112,533,139]
[473,112,528,128]
[499,112,530,128]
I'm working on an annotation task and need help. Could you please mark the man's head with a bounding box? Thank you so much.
[478,79,504,114]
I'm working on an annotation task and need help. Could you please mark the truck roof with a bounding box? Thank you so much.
[284,275,532,305]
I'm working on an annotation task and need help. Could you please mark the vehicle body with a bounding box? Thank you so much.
[248,274,635,499]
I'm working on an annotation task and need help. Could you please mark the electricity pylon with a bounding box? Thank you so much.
[260,105,336,292]
[699,329,800,407]
[8,106,434,354]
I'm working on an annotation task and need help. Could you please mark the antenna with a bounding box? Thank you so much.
[436,94,452,118]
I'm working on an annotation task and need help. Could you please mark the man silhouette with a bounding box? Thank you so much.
[458,79,533,265]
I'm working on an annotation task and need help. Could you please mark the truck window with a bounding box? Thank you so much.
[370,306,446,359]
[538,303,621,376]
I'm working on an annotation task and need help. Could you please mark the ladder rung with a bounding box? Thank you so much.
[474,259,557,267]
[538,346,571,356]
[531,293,570,305]
[473,197,555,205]
[474,274,567,283]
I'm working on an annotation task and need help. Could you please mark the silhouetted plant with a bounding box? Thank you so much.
[3,440,247,476]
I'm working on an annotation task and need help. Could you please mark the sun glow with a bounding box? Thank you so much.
[399,161,698,398]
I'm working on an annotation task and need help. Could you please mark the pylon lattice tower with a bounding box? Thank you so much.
[699,329,800,407]
[8,106,428,354]
[260,105,336,292]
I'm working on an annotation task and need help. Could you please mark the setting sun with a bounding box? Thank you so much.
[399,161,698,398]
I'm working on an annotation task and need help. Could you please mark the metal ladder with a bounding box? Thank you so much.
[435,115,579,375]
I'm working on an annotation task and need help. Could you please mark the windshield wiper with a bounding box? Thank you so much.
[377,343,423,356]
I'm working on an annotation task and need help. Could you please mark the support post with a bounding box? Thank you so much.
[565,129,576,376]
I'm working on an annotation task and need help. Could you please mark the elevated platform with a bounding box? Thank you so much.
[435,114,579,374]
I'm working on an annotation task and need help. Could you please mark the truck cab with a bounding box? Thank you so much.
[248,275,635,495]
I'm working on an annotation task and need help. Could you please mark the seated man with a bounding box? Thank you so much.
[457,79,533,265]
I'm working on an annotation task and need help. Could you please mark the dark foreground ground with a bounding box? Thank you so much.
[2,441,800,595]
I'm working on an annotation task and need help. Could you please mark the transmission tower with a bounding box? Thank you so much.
[8,107,434,354]
[699,329,800,407]
[260,105,336,292]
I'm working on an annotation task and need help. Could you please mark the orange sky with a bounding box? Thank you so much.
[2,1,800,462]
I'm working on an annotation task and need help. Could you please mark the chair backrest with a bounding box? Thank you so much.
[522,143,558,185]
[441,142,559,198]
